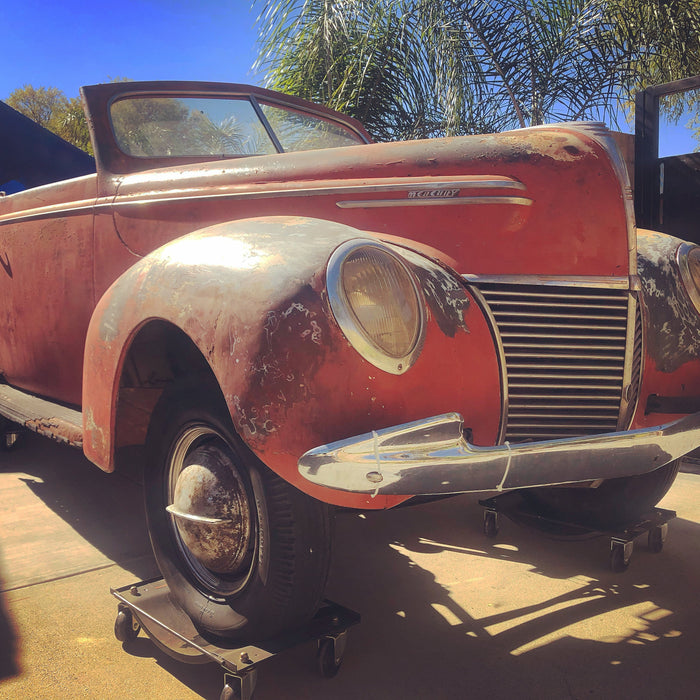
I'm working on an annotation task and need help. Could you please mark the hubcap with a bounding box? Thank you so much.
[167,426,254,582]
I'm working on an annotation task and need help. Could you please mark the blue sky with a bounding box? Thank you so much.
[2,0,696,155]
[1,0,262,99]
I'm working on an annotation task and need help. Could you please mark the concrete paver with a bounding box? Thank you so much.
[1,433,699,699]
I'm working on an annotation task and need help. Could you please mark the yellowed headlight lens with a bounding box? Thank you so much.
[327,240,425,374]
[341,247,421,358]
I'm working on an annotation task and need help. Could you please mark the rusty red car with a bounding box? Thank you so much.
[2,80,700,643]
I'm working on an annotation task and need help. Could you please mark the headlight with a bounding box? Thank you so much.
[677,242,700,313]
[327,240,425,374]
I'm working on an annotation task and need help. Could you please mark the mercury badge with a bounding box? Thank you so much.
[408,188,460,199]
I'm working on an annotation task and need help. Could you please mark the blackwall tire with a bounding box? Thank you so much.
[144,378,333,642]
[521,459,681,530]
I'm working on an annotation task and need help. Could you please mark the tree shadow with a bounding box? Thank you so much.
[3,432,700,699]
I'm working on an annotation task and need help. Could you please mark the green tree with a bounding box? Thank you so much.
[5,85,92,154]
[5,85,67,127]
[255,0,700,141]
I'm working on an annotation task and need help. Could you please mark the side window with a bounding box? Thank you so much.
[260,103,364,152]
[110,97,278,157]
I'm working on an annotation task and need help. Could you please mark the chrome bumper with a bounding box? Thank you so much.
[298,412,700,496]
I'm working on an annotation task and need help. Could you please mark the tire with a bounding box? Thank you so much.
[144,377,332,642]
[521,459,680,530]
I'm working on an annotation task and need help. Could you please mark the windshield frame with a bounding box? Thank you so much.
[81,80,372,176]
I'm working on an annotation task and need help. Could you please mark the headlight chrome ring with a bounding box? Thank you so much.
[677,242,700,314]
[327,239,426,374]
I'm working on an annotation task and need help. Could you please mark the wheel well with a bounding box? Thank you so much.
[113,320,220,469]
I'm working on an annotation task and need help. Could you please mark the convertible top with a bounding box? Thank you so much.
[0,100,95,193]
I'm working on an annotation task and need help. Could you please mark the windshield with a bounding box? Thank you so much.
[110,95,364,158]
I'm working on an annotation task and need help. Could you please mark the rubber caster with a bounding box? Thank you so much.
[220,684,241,700]
[114,606,140,642]
[221,671,257,700]
[317,634,346,678]
[648,524,667,553]
[483,510,499,538]
[610,540,633,573]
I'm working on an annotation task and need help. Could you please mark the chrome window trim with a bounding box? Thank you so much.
[326,239,426,375]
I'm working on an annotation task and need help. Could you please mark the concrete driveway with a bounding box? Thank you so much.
[1,432,699,699]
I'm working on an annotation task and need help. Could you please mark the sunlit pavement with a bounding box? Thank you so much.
[1,432,699,699]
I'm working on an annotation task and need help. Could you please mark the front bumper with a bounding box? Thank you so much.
[298,412,700,496]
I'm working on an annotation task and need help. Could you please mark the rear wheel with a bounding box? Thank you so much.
[522,460,680,530]
[144,378,332,642]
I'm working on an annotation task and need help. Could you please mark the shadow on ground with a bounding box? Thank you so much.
[2,432,699,699]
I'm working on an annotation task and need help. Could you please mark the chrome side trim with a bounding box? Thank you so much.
[0,199,104,226]
[336,196,533,209]
[298,411,700,496]
[108,176,526,210]
[463,274,631,289]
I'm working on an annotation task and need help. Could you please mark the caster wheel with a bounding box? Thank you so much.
[484,510,499,538]
[220,684,241,700]
[221,671,256,700]
[610,541,633,573]
[317,637,343,678]
[114,607,140,642]
[648,525,666,553]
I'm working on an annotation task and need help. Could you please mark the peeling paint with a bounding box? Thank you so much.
[638,230,700,372]
[397,247,471,337]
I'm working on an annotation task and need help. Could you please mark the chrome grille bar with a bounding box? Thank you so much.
[474,283,632,442]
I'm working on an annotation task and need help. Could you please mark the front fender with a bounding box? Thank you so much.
[82,216,367,465]
[82,215,500,509]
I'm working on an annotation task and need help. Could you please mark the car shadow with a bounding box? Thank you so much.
[0,431,156,584]
[0,555,19,681]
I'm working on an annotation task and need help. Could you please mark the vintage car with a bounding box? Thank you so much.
[2,80,700,644]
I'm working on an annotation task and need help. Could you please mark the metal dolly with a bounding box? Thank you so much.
[478,492,676,573]
[111,577,360,700]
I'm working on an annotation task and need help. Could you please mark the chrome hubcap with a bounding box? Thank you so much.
[167,426,252,577]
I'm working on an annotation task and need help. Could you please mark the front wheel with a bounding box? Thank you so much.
[144,378,332,642]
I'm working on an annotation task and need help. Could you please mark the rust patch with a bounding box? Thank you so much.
[24,417,83,447]
[233,284,331,441]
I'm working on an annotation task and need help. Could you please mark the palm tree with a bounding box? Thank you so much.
[254,0,700,141]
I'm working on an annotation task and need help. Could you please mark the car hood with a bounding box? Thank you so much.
[110,123,634,281]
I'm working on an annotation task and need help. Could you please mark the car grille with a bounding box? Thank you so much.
[473,284,636,443]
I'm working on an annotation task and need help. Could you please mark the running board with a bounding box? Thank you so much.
[0,384,83,448]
